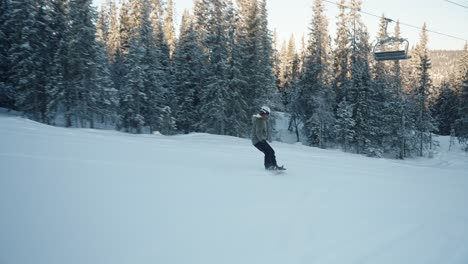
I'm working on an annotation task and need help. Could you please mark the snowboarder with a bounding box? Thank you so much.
[251,106,285,171]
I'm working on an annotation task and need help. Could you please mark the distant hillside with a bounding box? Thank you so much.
[429,50,463,86]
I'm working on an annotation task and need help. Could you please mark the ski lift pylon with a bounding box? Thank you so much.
[372,18,411,61]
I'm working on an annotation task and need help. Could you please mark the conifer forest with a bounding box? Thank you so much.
[1,0,467,159]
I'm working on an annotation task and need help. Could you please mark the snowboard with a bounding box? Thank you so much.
[268,166,286,175]
[270,170,286,175]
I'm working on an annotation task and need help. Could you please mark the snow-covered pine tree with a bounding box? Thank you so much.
[347,0,372,155]
[433,81,459,136]
[46,0,70,123]
[163,0,176,59]
[197,0,231,135]
[278,35,297,91]
[271,30,281,92]
[399,43,422,157]
[119,0,133,53]
[149,0,164,19]
[92,39,119,127]
[297,0,335,148]
[6,0,55,122]
[335,97,355,152]
[298,34,307,76]
[106,0,119,62]
[61,0,115,127]
[5,0,36,113]
[276,35,301,112]
[93,1,119,127]
[237,0,276,114]
[192,0,210,45]
[235,0,255,112]
[119,34,146,133]
[150,0,174,121]
[332,0,351,105]
[367,15,392,156]
[141,0,175,135]
[282,38,302,110]
[158,1,177,133]
[109,0,132,93]
[0,0,14,109]
[278,39,288,90]
[412,23,436,156]
[96,0,111,45]
[224,0,249,137]
[387,20,409,159]
[286,51,302,142]
[455,43,468,152]
[256,0,277,106]
[173,10,205,134]
[119,0,172,134]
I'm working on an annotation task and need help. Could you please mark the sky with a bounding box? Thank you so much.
[93,0,468,50]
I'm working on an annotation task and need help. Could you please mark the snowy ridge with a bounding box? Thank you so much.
[1,113,467,264]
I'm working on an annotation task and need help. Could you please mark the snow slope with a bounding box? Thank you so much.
[1,112,467,264]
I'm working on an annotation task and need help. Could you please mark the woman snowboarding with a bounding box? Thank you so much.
[251,106,285,171]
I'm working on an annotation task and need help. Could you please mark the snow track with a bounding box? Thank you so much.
[1,113,467,264]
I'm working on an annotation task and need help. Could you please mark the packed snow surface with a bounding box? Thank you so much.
[1,112,467,264]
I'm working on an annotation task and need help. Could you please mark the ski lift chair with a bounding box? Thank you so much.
[372,17,411,61]
[373,37,411,61]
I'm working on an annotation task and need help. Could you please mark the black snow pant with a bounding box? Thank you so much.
[254,140,278,169]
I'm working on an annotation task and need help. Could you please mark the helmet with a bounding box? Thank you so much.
[260,105,271,115]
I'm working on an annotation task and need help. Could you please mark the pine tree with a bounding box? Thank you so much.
[297,0,335,148]
[110,0,132,94]
[335,97,355,152]
[173,10,205,134]
[96,0,111,44]
[285,52,302,142]
[150,0,172,113]
[6,0,51,122]
[332,0,351,104]
[193,0,210,44]
[46,0,70,123]
[367,15,391,156]
[198,0,231,135]
[455,43,468,152]
[279,36,301,111]
[163,0,176,59]
[433,81,459,135]
[256,0,277,107]
[224,0,249,136]
[118,0,147,133]
[412,23,436,156]
[237,0,276,114]
[105,0,123,105]
[0,0,14,109]
[388,20,409,159]
[347,0,372,155]
[106,0,120,62]
[119,35,146,133]
[119,1,133,55]
[58,0,116,128]
[271,29,281,91]
[118,0,173,134]
[92,40,119,127]
[143,0,175,135]
[278,35,296,91]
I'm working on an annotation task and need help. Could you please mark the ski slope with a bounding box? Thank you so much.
[1,111,467,264]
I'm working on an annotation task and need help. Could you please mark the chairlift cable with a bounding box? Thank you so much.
[322,0,468,42]
[444,0,468,9]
